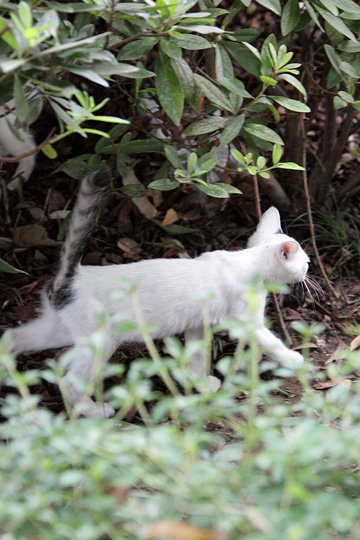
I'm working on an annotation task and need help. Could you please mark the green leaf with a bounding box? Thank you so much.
[155,52,184,126]
[278,73,307,98]
[259,171,270,179]
[160,39,182,59]
[116,139,164,155]
[0,258,28,274]
[339,61,359,79]
[220,115,245,145]
[18,1,32,28]
[194,75,234,113]
[164,145,182,168]
[0,17,18,50]
[260,75,277,85]
[13,75,28,124]
[225,42,261,77]
[269,96,311,112]
[337,90,354,103]
[243,123,284,145]
[171,57,198,109]
[187,152,198,173]
[117,37,159,60]
[315,5,356,40]
[173,35,212,50]
[215,45,234,80]
[272,143,283,164]
[338,40,360,53]
[148,179,179,191]
[334,0,360,14]
[257,156,266,169]
[276,162,305,170]
[184,117,226,136]
[231,149,246,163]
[256,0,282,15]
[196,183,230,198]
[324,45,342,74]
[218,77,253,99]
[281,0,301,36]
[42,143,58,159]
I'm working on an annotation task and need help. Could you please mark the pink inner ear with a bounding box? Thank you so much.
[280,241,299,260]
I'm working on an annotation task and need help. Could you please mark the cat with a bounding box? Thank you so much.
[0,101,36,185]
[3,168,309,418]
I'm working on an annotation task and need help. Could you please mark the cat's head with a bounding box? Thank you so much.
[247,207,309,284]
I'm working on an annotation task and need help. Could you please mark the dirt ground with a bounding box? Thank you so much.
[0,155,359,415]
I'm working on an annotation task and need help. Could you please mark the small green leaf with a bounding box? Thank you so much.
[231,148,246,163]
[276,162,305,170]
[187,153,198,174]
[13,75,28,124]
[148,179,179,191]
[269,96,311,112]
[173,34,212,50]
[260,75,277,85]
[272,143,283,164]
[257,156,266,169]
[243,123,284,145]
[42,144,58,159]
[259,171,270,179]
[0,17,18,50]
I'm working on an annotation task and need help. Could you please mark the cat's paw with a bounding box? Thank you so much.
[277,349,304,369]
[74,397,115,419]
[207,375,221,392]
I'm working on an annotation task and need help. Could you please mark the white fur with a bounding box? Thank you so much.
[0,101,36,185]
[3,207,309,417]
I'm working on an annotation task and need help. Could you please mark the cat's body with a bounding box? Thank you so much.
[4,170,309,418]
[0,101,36,184]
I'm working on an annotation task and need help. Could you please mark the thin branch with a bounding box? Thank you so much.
[253,174,261,221]
[300,113,340,299]
[0,129,55,163]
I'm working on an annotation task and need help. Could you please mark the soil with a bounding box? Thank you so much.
[0,152,359,416]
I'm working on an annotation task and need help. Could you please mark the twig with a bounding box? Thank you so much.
[300,113,340,299]
[272,292,292,346]
[0,129,55,163]
[253,174,261,221]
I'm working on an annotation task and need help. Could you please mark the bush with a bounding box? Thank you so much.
[1,0,359,206]
[0,291,359,539]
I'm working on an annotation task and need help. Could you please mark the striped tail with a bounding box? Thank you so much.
[48,168,111,308]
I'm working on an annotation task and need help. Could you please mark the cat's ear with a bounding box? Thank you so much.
[247,207,282,247]
[279,241,299,260]
[259,207,282,233]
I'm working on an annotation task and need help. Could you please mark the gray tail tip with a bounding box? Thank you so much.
[88,166,112,190]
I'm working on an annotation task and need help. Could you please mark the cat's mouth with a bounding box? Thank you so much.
[294,276,324,302]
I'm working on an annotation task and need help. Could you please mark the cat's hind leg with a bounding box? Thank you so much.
[3,311,73,356]
[60,335,118,418]
[184,327,221,391]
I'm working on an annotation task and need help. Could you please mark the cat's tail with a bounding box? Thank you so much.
[48,168,111,308]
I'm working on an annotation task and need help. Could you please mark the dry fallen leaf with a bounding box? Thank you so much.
[49,210,71,220]
[11,224,59,248]
[162,208,179,226]
[325,341,348,364]
[146,520,226,540]
[350,335,360,351]
[117,237,141,259]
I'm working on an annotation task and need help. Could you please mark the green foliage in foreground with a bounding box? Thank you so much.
[0,311,359,540]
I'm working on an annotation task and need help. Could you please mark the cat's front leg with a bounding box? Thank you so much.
[184,327,221,391]
[255,327,304,368]
[61,337,117,418]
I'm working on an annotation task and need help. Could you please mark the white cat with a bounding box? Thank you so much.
[3,169,309,418]
[0,101,36,185]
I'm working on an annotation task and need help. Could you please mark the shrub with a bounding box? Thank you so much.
[0,289,359,539]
